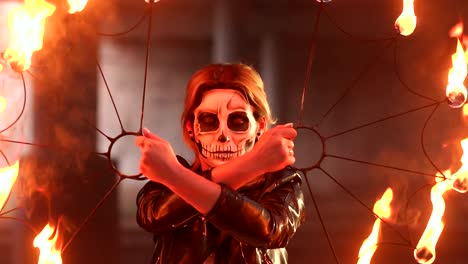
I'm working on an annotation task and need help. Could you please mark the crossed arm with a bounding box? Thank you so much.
[136,166,305,248]
[135,124,297,214]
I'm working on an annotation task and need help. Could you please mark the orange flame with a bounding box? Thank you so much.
[452,138,468,193]
[449,22,464,38]
[0,96,7,113]
[395,0,417,36]
[463,104,468,118]
[414,173,452,264]
[446,31,468,108]
[357,188,393,264]
[2,0,56,72]
[33,224,62,264]
[67,0,88,14]
[0,161,19,211]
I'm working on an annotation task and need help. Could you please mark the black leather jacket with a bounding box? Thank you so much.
[136,156,305,264]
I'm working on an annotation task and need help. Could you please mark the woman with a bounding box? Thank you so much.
[135,63,305,263]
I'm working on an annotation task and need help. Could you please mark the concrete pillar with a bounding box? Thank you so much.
[16,4,119,264]
[212,0,244,62]
[260,32,281,121]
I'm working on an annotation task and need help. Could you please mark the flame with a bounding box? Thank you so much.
[414,173,452,264]
[395,0,417,36]
[33,224,63,264]
[67,0,88,14]
[0,96,6,113]
[449,22,464,38]
[463,104,468,118]
[452,138,468,193]
[0,161,19,211]
[446,38,468,108]
[357,188,393,264]
[2,0,56,72]
[463,36,468,58]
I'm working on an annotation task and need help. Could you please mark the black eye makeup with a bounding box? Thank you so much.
[198,112,219,132]
[227,111,250,131]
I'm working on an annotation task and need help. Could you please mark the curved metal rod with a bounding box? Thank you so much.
[297,4,324,127]
[420,103,447,178]
[325,154,442,179]
[0,186,15,213]
[105,130,144,180]
[290,125,326,172]
[303,169,341,264]
[0,149,10,166]
[355,241,415,263]
[97,7,150,37]
[314,39,396,128]
[392,39,440,103]
[97,62,125,132]
[0,73,27,134]
[139,1,155,132]
[0,216,38,234]
[0,206,21,217]
[317,167,413,247]
[62,177,124,253]
[324,101,441,140]
[402,182,434,246]
[321,6,399,42]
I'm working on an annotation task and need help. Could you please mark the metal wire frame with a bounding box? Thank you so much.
[0,0,465,263]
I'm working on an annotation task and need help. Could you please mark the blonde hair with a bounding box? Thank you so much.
[181,63,275,170]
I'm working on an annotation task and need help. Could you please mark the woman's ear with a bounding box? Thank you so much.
[185,121,194,140]
[256,117,266,136]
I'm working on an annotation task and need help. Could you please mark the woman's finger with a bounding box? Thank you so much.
[135,136,145,147]
[143,128,162,141]
[280,127,297,140]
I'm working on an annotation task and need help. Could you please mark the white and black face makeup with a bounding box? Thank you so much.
[193,89,258,169]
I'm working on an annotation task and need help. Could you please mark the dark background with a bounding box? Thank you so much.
[0,0,468,263]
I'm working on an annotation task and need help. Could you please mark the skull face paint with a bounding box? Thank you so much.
[193,89,259,169]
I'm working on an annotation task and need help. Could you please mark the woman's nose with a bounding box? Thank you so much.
[218,133,230,143]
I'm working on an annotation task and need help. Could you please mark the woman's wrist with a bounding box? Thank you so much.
[211,150,266,189]
[241,149,267,176]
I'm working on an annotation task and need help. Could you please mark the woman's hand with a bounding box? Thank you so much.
[136,128,222,214]
[249,123,297,174]
[135,128,180,183]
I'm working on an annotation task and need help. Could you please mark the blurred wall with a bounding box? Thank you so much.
[1,0,467,264]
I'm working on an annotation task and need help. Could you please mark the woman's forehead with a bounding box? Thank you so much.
[198,89,249,110]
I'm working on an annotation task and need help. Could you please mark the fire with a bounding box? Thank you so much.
[463,104,468,118]
[0,96,6,113]
[452,138,468,193]
[2,0,56,72]
[449,22,464,38]
[0,161,19,211]
[449,22,468,61]
[357,188,393,264]
[395,0,417,36]
[33,224,62,264]
[446,22,468,108]
[67,0,88,14]
[414,173,452,264]
[145,0,161,3]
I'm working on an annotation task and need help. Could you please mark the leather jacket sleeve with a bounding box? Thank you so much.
[206,170,304,248]
[136,156,201,233]
[136,181,199,233]
[136,159,305,249]
[205,168,305,249]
